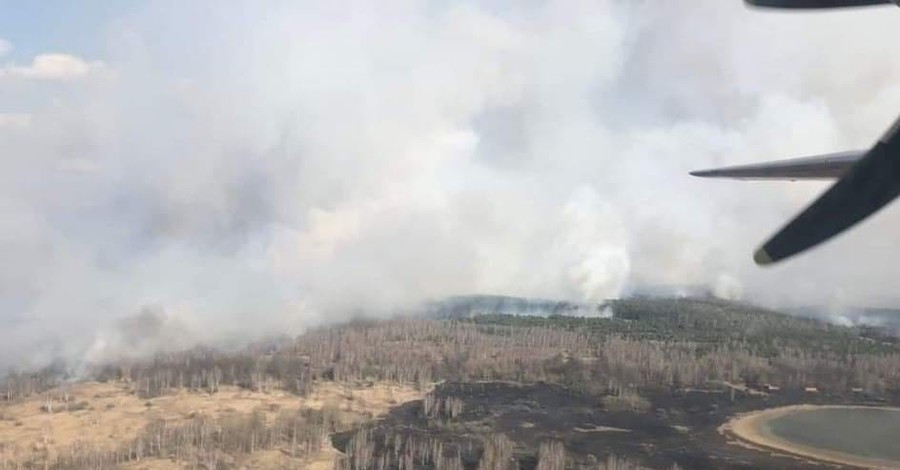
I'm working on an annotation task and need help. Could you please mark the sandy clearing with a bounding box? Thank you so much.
[720,404,900,470]
[0,382,311,462]
[0,380,425,467]
[573,424,630,433]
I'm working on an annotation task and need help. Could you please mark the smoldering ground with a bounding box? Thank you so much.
[2,0,900,369]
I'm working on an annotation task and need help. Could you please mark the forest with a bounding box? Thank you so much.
[2,297,899,469]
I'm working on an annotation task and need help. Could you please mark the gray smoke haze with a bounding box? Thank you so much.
[2,1,900,368]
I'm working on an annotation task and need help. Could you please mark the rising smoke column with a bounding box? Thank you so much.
[2,1,900,368]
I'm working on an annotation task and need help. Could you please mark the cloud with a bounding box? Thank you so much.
[1,53,104,80]
[0,38,10,57]
[3,0,900,369]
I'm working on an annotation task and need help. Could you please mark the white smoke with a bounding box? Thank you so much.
[81,305,201,367]
[3,1,900,367]
[713,274,744,301]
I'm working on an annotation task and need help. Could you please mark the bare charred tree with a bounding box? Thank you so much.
[536,440,567,470]
[478,433,514,470]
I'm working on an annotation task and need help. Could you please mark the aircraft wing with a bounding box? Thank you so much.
[692,115,900,265]
[726,0,900,266]
[747,0,896,8]
[690,150,863,180]
[752,118,900,265]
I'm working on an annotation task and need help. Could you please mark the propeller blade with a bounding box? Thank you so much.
[756,117,900,265]
[746,0,894,7]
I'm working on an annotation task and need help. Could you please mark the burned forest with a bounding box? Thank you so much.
[2,297,900,469]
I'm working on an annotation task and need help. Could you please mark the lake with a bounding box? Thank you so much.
[761,407,900,463]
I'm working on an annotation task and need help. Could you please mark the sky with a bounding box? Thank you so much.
[2,0,900,368]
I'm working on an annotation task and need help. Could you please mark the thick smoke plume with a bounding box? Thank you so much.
[2,1,900,368]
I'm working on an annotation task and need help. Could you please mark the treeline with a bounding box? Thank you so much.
[2,301,899,410]
[90,344,322,399]
[94,311,900,398]
[6,298,898,404]
[84,319,591,399]
[427,295,595,319]
[2,360,68,402]
[474,298,897,356]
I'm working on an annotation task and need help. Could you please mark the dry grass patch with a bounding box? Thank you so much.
[0,380,426,468]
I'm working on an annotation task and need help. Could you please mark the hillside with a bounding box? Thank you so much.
[2,297,899,469]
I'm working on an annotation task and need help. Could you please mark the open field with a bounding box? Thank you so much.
[0,380,425,469]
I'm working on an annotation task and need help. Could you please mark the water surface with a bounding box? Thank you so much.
[763,407,900,462]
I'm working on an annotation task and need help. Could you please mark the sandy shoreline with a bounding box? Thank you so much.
[720,404,900,470]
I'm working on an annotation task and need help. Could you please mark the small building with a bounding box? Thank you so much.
[851,387,865,394]
[763,384,780,393]
[804,386,819,393]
